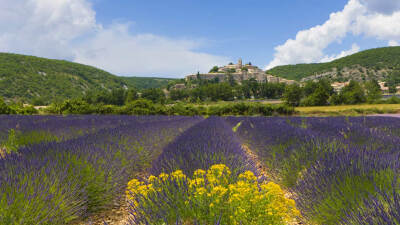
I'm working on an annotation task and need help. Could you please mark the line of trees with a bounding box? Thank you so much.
[2,76,400,116]
[170,78,286,102]
[283,79,396,107]
[46,78,400,113]
[44,99,294,116]
[0,98,38,115]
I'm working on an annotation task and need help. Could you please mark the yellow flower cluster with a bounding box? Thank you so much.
[126,164,300,225]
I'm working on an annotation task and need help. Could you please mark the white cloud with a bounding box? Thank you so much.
[360,0,400,14]
[389,40,399,46]
[0,0,229,77]
[320,44,360,62]
[0,0,98,59]
[266,0,400,69]
[73,24,229,76]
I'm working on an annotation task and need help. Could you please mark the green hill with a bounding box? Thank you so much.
[267,47,400,81]
[0,53,175,103]
[119,76,176,90]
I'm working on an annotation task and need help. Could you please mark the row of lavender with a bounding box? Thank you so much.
[126,117,257,224]
[0,116,203,225]
[226,116,400,225]
[151,117,256,176]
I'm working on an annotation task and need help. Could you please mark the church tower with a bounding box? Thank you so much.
[238,58,243,69]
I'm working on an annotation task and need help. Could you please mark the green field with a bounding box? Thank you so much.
[296,104,400,116]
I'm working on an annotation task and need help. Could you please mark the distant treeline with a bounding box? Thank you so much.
[0,98,38,115]
[44,99,294,116]
[169,76,400,107]
[169,79,286,102]
[1,74,400,116]
[283,79,400,107]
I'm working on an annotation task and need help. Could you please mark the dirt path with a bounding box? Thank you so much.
[372,113,400,118]
[242,144,303,225]
[73,197,131,225]
[76,171,150,225]
[242,145,271,181]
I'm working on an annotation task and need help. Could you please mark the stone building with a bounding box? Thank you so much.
[172,83,186,90]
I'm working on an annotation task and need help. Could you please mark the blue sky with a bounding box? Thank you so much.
[1,0,400,77]
[92,0,350,67]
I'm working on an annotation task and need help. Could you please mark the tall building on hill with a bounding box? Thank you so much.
[186,59,296,84]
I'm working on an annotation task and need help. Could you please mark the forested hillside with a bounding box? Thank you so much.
[119,76,175,90]
[0,53,175,103]
[267,47,400,81]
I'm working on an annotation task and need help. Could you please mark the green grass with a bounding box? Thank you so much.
[2,129,59,153]
[296,104,400,116]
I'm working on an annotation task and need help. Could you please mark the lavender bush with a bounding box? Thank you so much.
[0,115,202,225]
[151,117,256,177]
[228,116,400,224]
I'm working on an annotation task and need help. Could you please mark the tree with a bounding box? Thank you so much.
[302,85,330,106]
[227,74,236,87]
[258,82,286,99]
[389,84,397,94]
[283,84,303,106]
[209,66,219,73]
[125,89,139,103]
[241,79,259,99]
[301,79,333,106]
[240,83,252,99]
[32,97,47,106]
[109,88,126,106]
[303,81,319,96]
[365,79,382,103]
[170,89,189,101]
[0,97,10,114]
[386,71,400,93]
[303,79,333,97]
[210,77,220,84]
[329,93,344,105]
[340,80,366,104]
[216,83,234,101]
[59,99,94,114]
[141,88,166,103]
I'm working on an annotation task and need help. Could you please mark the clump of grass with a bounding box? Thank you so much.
[3,129,59,153]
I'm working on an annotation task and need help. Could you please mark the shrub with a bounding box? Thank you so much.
[384,96,400,104]
[46,99,95,115]
[122,99,165,115]
[9,104,38,115]
[208,103,294,116]
[0,98,11,114]
[166,103,202,116]
[283,84,303,106]
[126,164,300,225]
[2,129,58,153]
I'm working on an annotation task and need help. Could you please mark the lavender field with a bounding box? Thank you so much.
[1,115,400,225]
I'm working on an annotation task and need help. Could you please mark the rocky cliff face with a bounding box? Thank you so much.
[301,65,393,82]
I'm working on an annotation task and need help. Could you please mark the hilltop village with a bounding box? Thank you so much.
[185,59,296,85]
[182,59,400,94]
